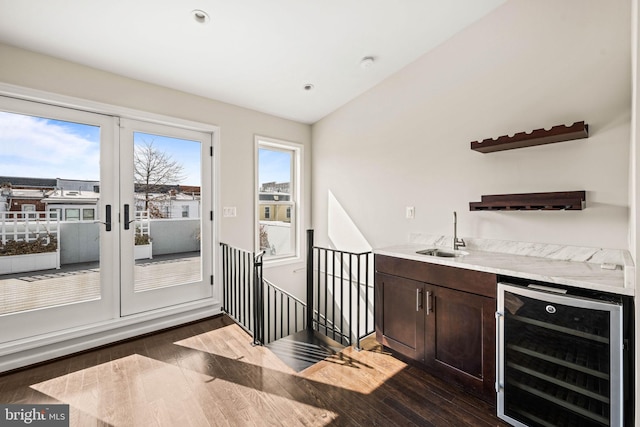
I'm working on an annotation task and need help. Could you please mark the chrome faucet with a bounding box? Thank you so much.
[453,211,466,250]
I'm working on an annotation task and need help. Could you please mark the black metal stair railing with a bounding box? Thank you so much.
[262,277,307,344]
[220,242,306,345]
[220,243,262,344]
[306,230,374,350]
[220,231,374,349]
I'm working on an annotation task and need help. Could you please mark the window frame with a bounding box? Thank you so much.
[255,136,303,264]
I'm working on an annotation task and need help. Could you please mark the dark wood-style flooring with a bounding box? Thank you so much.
[0,315,510,426]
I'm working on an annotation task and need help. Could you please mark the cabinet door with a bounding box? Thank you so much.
[375,272,425,362]
[425,285,496,401]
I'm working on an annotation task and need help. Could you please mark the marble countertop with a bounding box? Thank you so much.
[375,242,634,296]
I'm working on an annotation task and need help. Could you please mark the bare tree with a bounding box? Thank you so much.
[134,139,186,217]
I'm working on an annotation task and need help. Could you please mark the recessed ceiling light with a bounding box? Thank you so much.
[191,9,210,24]
[360,56,375,69]
[303,84,315,92]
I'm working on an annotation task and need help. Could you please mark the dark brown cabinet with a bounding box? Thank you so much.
[424,284,496,400]
[375,272,425,362]
[375,254,497,403]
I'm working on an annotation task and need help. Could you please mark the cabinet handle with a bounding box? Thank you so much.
[425,290,432,315]
[416,288,422,312]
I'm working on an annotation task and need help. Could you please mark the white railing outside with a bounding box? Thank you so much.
[135,210,150,239]
[0,211,61,273]
[0,211,60,246]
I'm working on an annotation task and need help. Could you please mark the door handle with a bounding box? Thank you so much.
[425,290,432,315]
[105,204,112,231]
[124,204,133,230]
[416,288,422,312]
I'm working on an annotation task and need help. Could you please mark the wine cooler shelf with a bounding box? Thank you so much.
[509,314,609,344]
[507,336,610,377]
[507,352,609,401]
[509,387,609,427]
[508,369,609,425]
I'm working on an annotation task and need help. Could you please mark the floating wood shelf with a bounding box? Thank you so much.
[469,191,586,211]
[470,121,589,153]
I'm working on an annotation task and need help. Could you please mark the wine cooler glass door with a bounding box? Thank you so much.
[497,283,623,427]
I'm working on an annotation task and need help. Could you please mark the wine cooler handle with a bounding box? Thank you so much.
[495,311,504,393]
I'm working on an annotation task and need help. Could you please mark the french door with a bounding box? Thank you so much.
[0,97,118,342]
[0,97,214,344]
[119,119,213,316]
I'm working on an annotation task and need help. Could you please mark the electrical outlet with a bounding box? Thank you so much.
[406,206,415,219]
[223,207,237,217]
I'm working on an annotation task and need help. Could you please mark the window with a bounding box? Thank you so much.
[65,208,80,221]
[181,205,189,218]
[256,136,302,261]
[82,208,95,221]
[48,208,61,220]
[21,204,36,219]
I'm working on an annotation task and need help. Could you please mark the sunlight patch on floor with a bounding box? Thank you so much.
[30,354,214,426]
[299,337,408,395]
[174,323,296,374]
[31,352,339,426]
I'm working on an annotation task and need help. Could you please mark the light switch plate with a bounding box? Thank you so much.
[406,206,415,219]
[223,207,237,217]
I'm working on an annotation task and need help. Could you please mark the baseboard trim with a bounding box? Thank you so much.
[0,301,221,373]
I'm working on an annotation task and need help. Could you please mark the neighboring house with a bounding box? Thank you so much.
[0,176,100,220]
[43,188,100,221]
[0,188,49,214]
[258,182,293,256]
[56,178,100,193]
[259,182,291,223]
[0,177,56,214]
[1,176,200,220]
[134,185,201,219]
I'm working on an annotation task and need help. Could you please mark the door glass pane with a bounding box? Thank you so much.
[133,132,202,292]
[0,111,101,315]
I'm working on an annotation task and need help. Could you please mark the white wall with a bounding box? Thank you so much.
[0,42,312,288]
[312,0,631,252]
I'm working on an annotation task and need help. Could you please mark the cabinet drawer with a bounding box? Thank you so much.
[375,254,497,298]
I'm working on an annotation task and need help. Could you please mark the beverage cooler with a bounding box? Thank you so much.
[496,282,632,427]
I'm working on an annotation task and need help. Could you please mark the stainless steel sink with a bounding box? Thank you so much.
[416,248,469,258]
